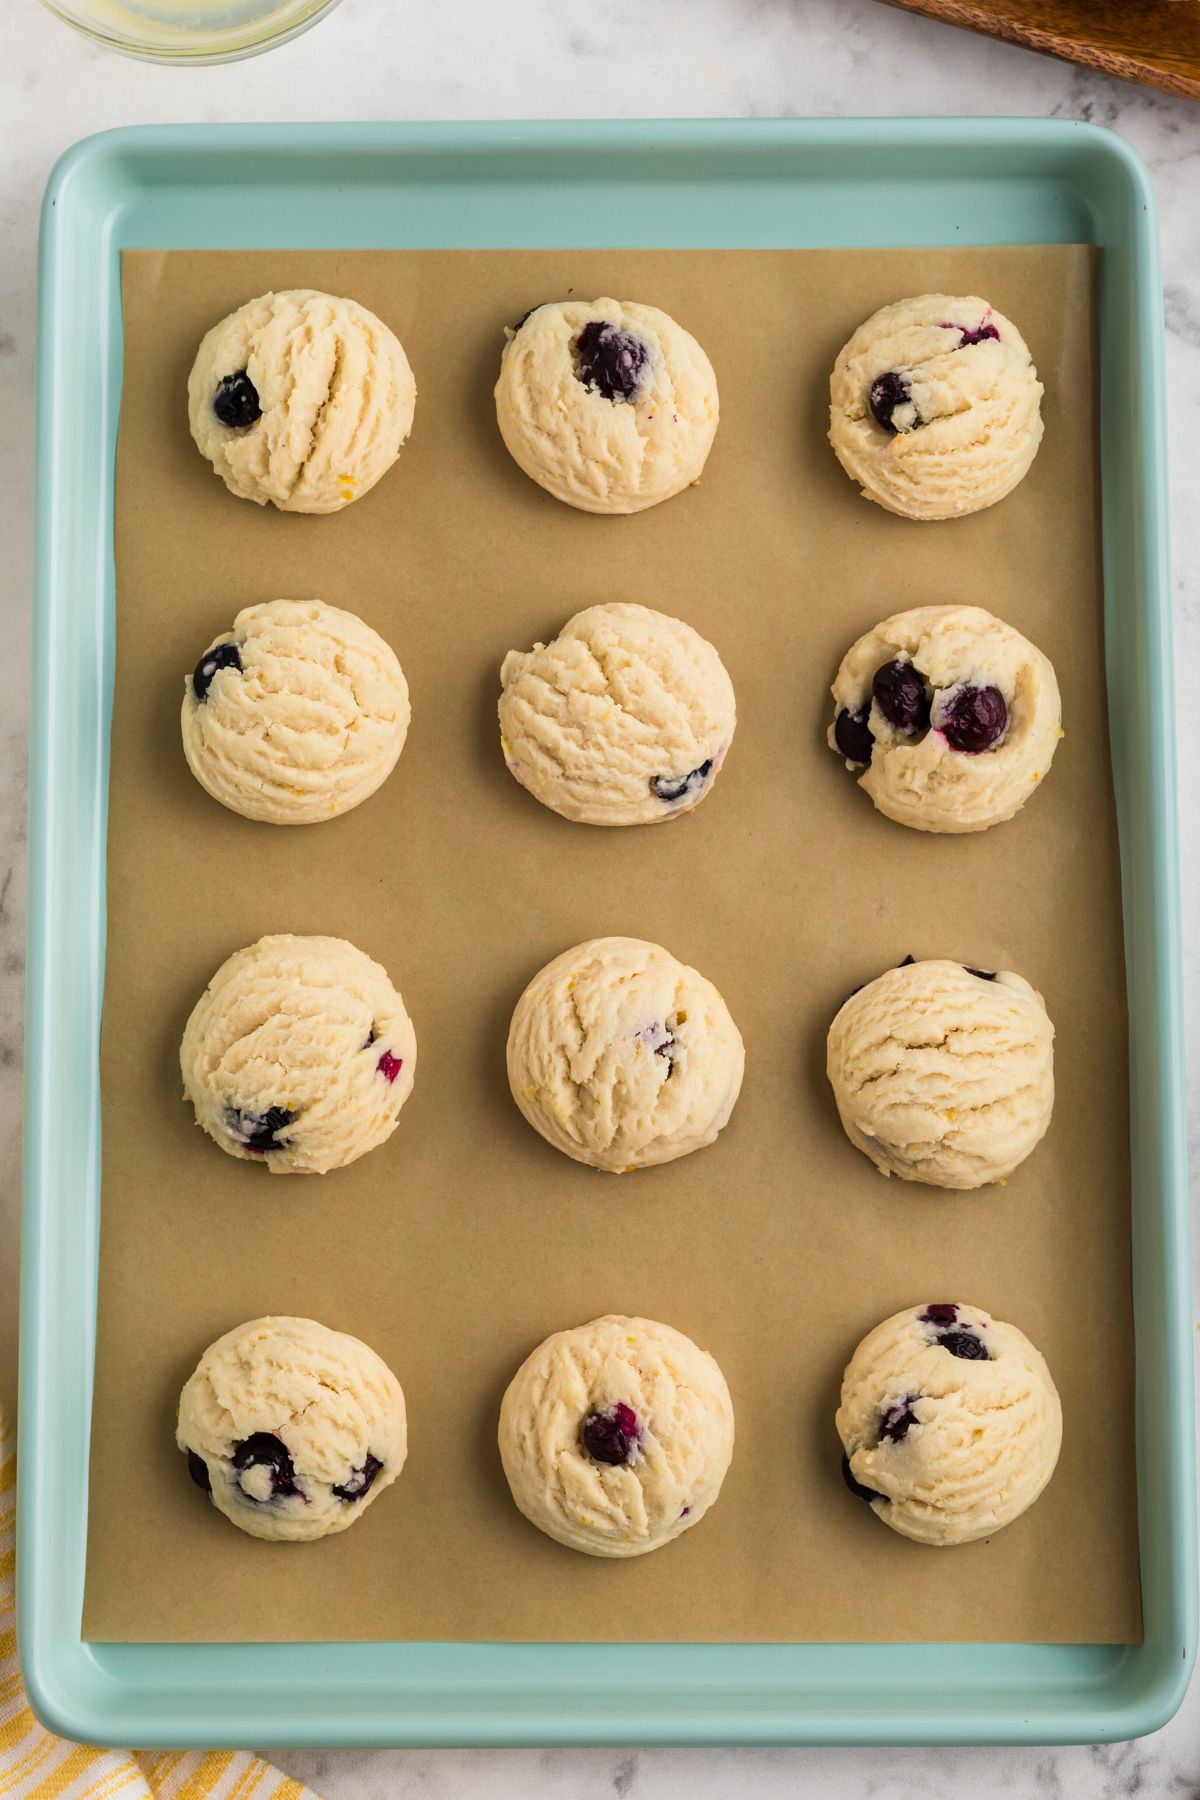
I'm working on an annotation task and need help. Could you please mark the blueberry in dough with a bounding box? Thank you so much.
[211,371,261,430]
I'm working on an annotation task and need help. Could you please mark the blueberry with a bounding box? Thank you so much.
[834,705,873,765]
[868,370,919,434]
[224,1104,297,1154]
[936,1330,990,1362]
[575,320,648,402]
[650,760,712,804]
[879,1397,919,1445]
[637,1019,676,1059]
[192,641,242,704]
[841,1451,886,1504]
[952,321,1000,347]
[376,1049,404,1085]
[920,1303,958,1328]
[872,659,929,734]
[897,954,916,968]
[212,371,261,430]
[964,967,996,982]
[333,1453,383,1503]
[581,1402,640,1466]
[231,1432,300,1500]
[187,1449,212,1493]
[935,683,1007,753]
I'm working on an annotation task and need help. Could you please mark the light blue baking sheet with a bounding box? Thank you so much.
[19,119,1195,1747]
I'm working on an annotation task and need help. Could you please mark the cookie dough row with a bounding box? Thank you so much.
[184,598,1063,835]
[177,1305,1062,1554]
[188,287,1043,522]
[180,934,1054,1189]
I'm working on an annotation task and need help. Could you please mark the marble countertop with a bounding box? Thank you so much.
[2,0,1198,1791]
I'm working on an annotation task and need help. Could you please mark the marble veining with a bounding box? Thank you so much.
[2,0,1199,1790]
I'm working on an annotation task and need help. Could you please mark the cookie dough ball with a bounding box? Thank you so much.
[827,959,1054,1189]
[494,298,719,514]
[836,1302,1062,1546]
[498,603,736,827]
[188,289,416,513]
[829,295,1043,520]
[507,936,744,1173]
[828,604,1062,833]
[182,599,410,826]
[181,934,417,1175]
[177,1315,407,1542]
[498,1314,735,1557]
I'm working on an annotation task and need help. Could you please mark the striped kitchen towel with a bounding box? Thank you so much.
[0,1404,324,1800]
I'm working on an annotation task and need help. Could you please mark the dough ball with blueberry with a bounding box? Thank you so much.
[828,604,1061,833]
[828,294,1043,520]
[498,602,735,827]
[187,289,416,513]
[494,298,719,514]
[827,958,1054,1190]
[177,1315,407,1542]
[182,599,410,826]
[180,934,416,1175]
[507,936,744,1173]
[837,1302,1061,1546]
[498,1314,735,1557]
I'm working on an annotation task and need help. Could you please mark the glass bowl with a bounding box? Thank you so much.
[39,0,344,63]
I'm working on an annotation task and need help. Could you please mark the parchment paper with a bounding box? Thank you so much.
[84,244,1140,1644]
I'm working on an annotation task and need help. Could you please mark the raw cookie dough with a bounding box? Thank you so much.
[494,298,719,514]
[828,294,1043,520]
[827,958,1054,1189]
[498,602,736,826]
[507,936,744,1172]
[498,1314,735,1557]
[187,289,416,514]
[828,604,1062,833]
[180,933,417,1175]
[836,1301,1062,1546]
[177,1315,407,1542]
[182,599,411,825]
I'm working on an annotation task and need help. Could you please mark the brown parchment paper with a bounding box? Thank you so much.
[84,243,1140,1645]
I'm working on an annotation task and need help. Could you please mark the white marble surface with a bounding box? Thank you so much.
[2,0,1199,1790]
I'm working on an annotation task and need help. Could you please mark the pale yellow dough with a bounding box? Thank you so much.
[181,599,410,825]
[498,602,736,826]
[827,959,1054,1189]
[836,1302,1062,1546]
[828,294,1043,520]
[494,298,719,514]
[188,289,416,513]
[828,604,1062,833]
[177,1315,407,1542]
[180,934,417,1175]
[507,936,744,1173]
[498,1314,735,1557]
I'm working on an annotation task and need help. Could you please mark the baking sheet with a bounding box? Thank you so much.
[84,243,1139,1645]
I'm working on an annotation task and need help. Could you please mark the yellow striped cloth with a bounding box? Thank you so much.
[0,1405,324,1800]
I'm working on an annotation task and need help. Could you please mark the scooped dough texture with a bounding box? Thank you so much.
[828,294,1043,520]
[181,599,410,825]
[498,1314,735,1557]
[188,289,416,513]
[507,936,745,1172]
[494,298,719,514]
[498,603,736,826]
[829,604,1062,833]
[827,959,1054,1189]
[177,1315,407,1542]
[180,934,417,1175]
[836,1303,1062,1546]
